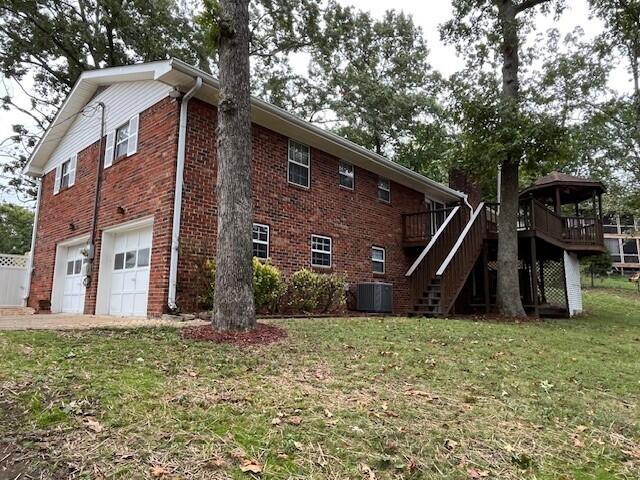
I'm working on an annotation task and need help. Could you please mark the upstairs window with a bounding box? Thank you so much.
[288,140,310,188]
[53,155,76,195]
[378,176,391,203]
[104,114,139,168]
[339,161,354,189]
[372,246,385,273]
[115,122,130,160]
[311,234,332,268]
[252,223,270,260]
[60,159,71,190]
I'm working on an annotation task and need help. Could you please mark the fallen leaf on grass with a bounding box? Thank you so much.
[240,459,262,474]
[444,439,458,451]
[359,463,376,479]
[205,457,227,469]
[324,409,333,418]
[150,465,170,477]
[293,441,304,451]
[286,416,302,425]
[84,418,104,433]
[271,417,282,425]
[573,436,584,448]
[467,468,489,478]
[404,389,436,399]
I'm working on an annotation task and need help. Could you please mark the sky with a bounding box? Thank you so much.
[0,0,632,205]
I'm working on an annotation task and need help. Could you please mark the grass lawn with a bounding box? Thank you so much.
[1,290,639,479]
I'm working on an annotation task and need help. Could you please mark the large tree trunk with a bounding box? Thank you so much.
[496,0,526,317]
[213,0,256,331]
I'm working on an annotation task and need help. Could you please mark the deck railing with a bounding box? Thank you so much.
[402,207,456,246]
[487,199,604,247]
[405,206,469,302]
[436,203,488,314]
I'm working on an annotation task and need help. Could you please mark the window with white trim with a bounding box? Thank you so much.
[252,223,269,260]
[115,122,131,160]
[60,159,71,190]
[372,246,385,273]
[339,161,354,189]
[288,140,310,188]
[311,234,331,267]
[378,176,390,202]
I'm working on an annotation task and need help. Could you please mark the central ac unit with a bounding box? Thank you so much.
[356,282,393,313]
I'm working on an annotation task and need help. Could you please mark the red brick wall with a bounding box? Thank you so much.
[176,99,427,313]
[29,97,180,316]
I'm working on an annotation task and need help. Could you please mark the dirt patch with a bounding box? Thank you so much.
[181,322,287,346]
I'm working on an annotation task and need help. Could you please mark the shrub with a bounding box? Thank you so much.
[253,257,284,313]
[283,268,346,314]
[196,257,284,314]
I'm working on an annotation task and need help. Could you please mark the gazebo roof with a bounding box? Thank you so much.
[520,171,606,204]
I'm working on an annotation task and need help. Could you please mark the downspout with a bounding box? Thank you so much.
[23,178,42,306]
[85,101,106,288]
[168,76,203,311]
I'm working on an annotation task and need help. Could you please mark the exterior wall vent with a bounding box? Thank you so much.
[356,282,393,313]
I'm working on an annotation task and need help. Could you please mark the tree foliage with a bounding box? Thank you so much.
[0,201,33,254]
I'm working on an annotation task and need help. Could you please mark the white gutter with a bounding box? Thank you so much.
[23,178,42,305]
[168,77,203,310]
[168,58,465,203]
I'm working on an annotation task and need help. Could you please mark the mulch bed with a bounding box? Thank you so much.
[181,323,287,346]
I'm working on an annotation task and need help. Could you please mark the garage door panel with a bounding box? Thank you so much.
[107,225,152,317]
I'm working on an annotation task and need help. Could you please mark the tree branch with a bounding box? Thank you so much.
[515,0,551,14]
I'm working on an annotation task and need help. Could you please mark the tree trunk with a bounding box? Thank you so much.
[213,0,256,331]
[496,0,527,317]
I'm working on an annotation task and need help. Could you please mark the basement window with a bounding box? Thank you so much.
[288,140,310,188]
[372,246,385,274]
[311,234,331,268]
[378,177,390,203]
[339,161,354,189]
[252,223,269,261]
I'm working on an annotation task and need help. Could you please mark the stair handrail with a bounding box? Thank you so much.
[436,202,486,277]
[405,206,461,277]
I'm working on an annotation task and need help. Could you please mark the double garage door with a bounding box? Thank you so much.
[58,226,151,316]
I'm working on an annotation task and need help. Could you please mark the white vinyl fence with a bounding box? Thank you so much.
[0,253,29,307]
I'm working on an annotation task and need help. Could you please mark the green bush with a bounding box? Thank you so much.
[197,257,284,314]
[197,260,346,315]
[253,257,284,313]
[283,268,346,314]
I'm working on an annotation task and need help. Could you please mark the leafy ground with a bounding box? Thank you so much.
[1,289,639,479]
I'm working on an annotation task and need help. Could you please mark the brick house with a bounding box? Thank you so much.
[23,59,464,317]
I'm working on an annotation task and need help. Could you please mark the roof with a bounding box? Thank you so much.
[24,59,464,204]
[520,171,606,203]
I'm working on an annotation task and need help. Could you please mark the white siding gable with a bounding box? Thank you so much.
[44,80,172,174]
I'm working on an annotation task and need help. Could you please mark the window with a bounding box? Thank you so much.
[137,248,150,267]
[339,161,354,189]
[288,140,310,188]
[311,235,331,267]
[372,246,385,274]
[378,177,390,203]
[114,252,125,270]
[605,238,621,262]
[115,122,130,160]
[60,159,71,190]
[623,239,639,263]
[252,223,269,260]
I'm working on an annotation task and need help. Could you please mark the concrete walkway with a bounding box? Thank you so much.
[0,313,207,331]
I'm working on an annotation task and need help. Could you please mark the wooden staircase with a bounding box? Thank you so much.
[406,203,488,317]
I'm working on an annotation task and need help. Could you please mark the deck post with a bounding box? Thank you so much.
[482,240,490,314]
[554,187,561,215]
[530,237,539,317]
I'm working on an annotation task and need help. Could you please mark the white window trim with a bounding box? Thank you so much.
[372,246,386,274]
[311,234,332,268]
[378,176,391,203]
[339,161,354,190]
[252,223,270,260]
[287,139,310,189]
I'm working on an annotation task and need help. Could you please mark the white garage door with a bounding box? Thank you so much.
[109,227,152,316]
[62,245,86,313]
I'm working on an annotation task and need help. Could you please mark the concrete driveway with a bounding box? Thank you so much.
[0,313,207,331]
